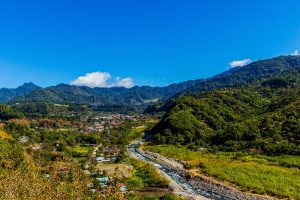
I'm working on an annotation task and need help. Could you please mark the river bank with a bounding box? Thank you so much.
[129,141,278,200]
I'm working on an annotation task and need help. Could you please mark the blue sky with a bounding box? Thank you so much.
[0,0,300,88]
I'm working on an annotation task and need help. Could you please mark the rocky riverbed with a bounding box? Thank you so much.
[129,141,278,200]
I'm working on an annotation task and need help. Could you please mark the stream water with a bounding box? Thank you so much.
[128,142,227,200]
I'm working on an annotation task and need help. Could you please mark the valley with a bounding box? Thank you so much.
[0,55,300,199]
[2,1,300,199]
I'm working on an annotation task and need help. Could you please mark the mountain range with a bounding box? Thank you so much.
[3,80,200,112]
[182,55,300,96]
[1,55,300,112]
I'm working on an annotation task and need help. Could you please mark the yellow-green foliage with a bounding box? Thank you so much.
[71,146,92,157]
[145,145,300,199]
[128,119,158,143]
[0,138,125,200]
[0,129,13,140]
[128,125,147,142]
[124,158,169,189]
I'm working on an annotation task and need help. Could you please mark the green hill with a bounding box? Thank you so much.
[150,74,300,155]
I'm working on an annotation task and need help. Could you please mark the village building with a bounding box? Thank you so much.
[104,147,121,155]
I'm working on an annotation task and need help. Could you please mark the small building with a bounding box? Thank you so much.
[96,177,109,184]
[117,183,127,193]
[104,147,121,155]
[96,157,105,162]
[120,186,127,193]
[19,136,29,143]
[116,183,126,188]
[96,157,112,163]
[95,124,104,131]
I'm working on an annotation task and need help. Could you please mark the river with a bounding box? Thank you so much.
[128,141,227,200]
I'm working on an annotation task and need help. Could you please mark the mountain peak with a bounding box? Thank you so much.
[21,82,38,87]
[0,82,41,103]
[18,82,40,90]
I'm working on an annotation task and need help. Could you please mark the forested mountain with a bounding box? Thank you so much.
[4,56,300,114]
[146,56,300,113]
[0,83,40,103]
[10,80,200,112]
[150,73,300,155]
[186,56,300,94]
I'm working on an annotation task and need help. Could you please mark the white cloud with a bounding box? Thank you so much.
[114,77,135,88]
[229,58,252,68]
[70,72,135,88]
[70,72,111,88]
[291,50,299,56]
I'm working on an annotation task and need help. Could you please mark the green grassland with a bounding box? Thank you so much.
[127,119,159,143]
[124,158,169,190]
[70,146,93,157]
[144,144,300,199]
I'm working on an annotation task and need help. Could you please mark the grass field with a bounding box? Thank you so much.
[128,119,158,143]
[70,146,92,157]
[144,144,300,199]
[124,159,169,190]
[128,125,147,142]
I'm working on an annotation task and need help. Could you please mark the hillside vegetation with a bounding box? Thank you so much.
[0,104,24,120]
[0,134,105,199]
[151,74,300,155]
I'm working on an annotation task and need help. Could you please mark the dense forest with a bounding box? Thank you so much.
[150,74,300,155]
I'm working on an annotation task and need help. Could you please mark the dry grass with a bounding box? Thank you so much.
[96,163,133,178]
[8,118,30,126]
